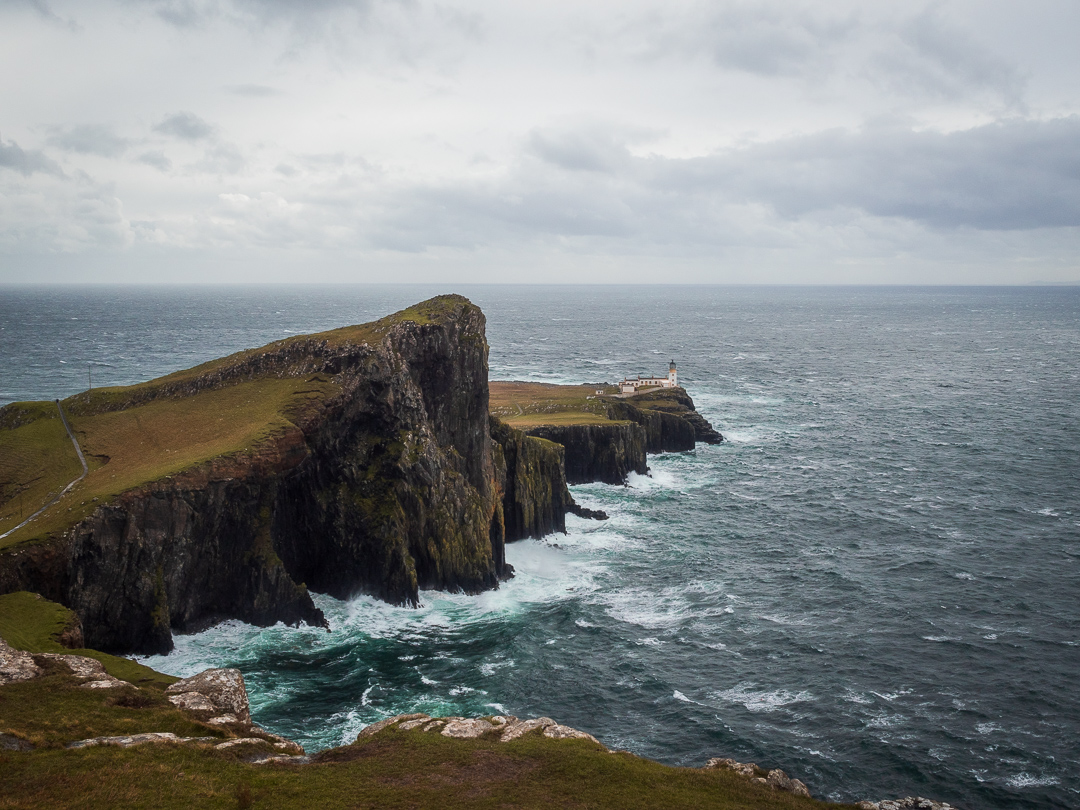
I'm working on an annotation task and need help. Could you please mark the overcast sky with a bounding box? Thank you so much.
[1,0,1078,284]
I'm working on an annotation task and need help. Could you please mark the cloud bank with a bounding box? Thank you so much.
[1,0,1078,283]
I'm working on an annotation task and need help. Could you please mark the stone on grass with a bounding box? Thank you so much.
[165,668,250,723]
[356,713,429,740]
[168,691,216,712]
[0,638,42,685]
[542,724,602,745]
[499,717,556,742]
[441,718,495,739]
[397,715,432,731]
[66,732,214,749]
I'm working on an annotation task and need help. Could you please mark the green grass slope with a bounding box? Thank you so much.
[0,296,473,552]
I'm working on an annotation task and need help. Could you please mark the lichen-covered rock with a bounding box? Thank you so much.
[499,717,556,742]
[441,718,495,738]
[356,713,429,740]
[857,799,959,810]
[705,757,811,798]
[542,724,602,745]
[167,691,216,712]
[34,652,107,680]
[66,732,215,749]
[766,768,811,798]
[165,668,250,723]
[0,638,41,685]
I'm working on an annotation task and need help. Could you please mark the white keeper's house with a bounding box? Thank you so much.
[619,360,679,394]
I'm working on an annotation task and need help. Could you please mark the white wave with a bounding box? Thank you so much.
[975,722,1001,734]
[673,690,693,703]
[921,635,960,643]
[759,613,812,627]
[842,689,873,705]
[869,689,912,702]
[1006,773,1060,788]
[953,572,977,581]
[593,586,693,631]
[711,683,813,713]
[479,660,514,677]
[625,469,678,491]
[636,637,664,646]
[865,713,905,729]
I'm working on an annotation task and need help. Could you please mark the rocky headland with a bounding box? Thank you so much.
[0,296,720,656]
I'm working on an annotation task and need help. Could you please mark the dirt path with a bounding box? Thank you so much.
[0,400,88,541]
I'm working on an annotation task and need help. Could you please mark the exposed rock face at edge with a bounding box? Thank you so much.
[523,388,722,486]
[0,296,512,655]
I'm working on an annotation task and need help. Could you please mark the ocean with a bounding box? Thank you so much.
[1,284,1077,808]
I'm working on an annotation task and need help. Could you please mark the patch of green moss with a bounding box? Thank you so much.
[0,592,175,687]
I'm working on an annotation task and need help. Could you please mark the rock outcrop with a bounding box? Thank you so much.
[856,799,960,810]
[166,668,251,725]
[356,712,604,748]
[0,296,511,654]
[705,757,812,799]
[523,388,722,486]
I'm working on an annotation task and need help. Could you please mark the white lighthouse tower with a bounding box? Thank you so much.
[668,360,678,387]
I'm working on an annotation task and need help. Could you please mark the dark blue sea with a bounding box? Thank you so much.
[1,285,1078,809]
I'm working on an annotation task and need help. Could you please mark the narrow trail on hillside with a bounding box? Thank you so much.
[0,400,89,541]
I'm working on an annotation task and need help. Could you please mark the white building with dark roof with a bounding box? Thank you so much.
[619,360,678,394]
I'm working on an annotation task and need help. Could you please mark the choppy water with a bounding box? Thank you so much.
[2,285,1078,809]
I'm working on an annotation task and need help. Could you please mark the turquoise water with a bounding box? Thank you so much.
[2,285,1078,808]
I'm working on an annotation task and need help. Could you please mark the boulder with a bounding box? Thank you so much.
[858,799,958,810]
[167,691,216,712]
[397,715,432,731]
[441,718,495,739]
[542,724,602,745]
[499,717,556,742]
[34,653,107,680]
[0,638,42,685]
[356,713,429,740]
[165,668,250,723]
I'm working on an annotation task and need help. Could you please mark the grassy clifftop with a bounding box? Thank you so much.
[0,593,850,810]
[0,295,474,551]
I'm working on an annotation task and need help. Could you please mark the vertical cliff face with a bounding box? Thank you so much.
[521,389,722,486]
[0,296,510,654]
[490,418,575,540]
[271,306,502,607]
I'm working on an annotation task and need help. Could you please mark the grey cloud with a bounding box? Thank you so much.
[46,124,131,157]
[153,111,215,140]
[358,116,1080,256]
[527,128,634,174]
[635,3,856,77]
[225,83,283,96]
[7,0,80,31]
[137,150,172,170]
[667,117,1080,230]
[0,137,63,176]
[191,142,245,174]
[867,8,1025,107]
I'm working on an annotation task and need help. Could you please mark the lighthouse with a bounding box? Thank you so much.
[668,360,677,387]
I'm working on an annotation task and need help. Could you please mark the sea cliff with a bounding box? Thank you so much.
[0,297,517,654]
